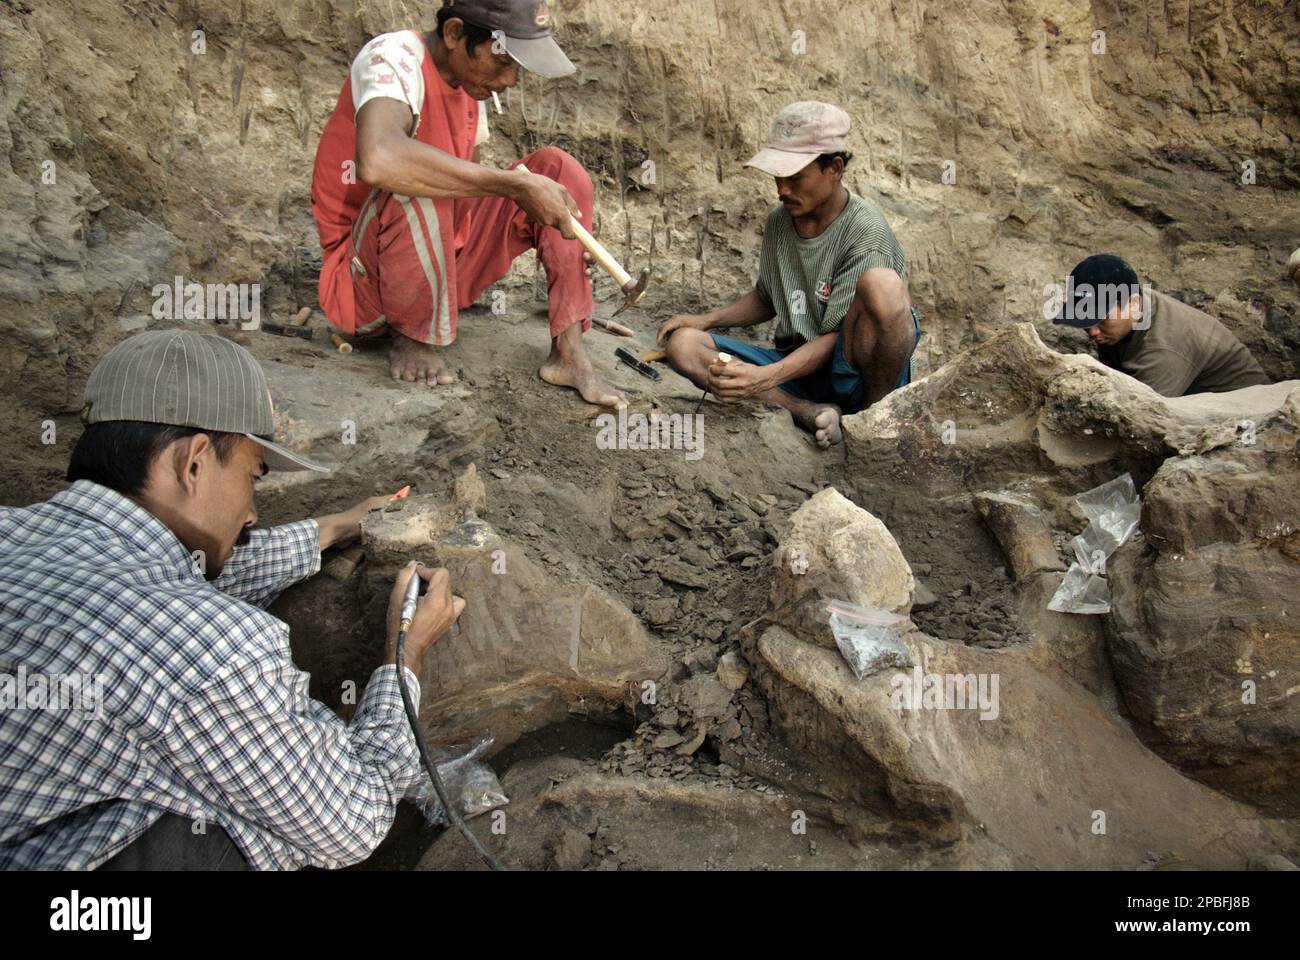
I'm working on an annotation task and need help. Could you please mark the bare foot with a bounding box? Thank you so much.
[793,403,843,449]
[389,334,455,385]
[540,353,627,408]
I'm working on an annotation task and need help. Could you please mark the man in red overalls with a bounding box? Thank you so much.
[311,0,625,408]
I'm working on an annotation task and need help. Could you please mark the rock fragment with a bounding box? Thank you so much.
[974,491,1065,580]
[680,674,734,720]
[769,487,914,648]
[716,651,749,691]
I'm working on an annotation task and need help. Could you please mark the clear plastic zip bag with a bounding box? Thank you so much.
[1050,474,1141,615]
[411,732,509,826]
[827,601,913,679]
[1075,473,1141,555]
[1047,563,1111,615]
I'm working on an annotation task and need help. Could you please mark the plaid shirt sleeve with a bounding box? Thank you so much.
[212,520,321,608]
[163,657,426,869]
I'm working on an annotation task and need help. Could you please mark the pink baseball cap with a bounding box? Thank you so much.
[745,101,852,178]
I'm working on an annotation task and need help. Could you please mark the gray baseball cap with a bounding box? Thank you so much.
[82,329,328,473]
[746,101,852,178]
[443,0,575,78]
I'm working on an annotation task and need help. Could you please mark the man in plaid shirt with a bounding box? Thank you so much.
[0,330,464,870]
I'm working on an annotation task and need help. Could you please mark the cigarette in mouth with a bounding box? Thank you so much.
[492,91,503,114]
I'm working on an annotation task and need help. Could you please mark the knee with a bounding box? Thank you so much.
[533,145,585,173]
[529,146,592,199]
[665,326,708,367]
[530,145,572,169]
[851,269,909,334]
[850,273,885,332]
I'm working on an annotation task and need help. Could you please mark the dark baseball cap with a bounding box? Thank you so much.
[443,0,575,78]
[83,329,329,473]
[1053,254,1142,328]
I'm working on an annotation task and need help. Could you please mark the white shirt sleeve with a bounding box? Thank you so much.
[475,107,490,146]
[351,31,427,130]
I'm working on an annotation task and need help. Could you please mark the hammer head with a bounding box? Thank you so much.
[611,267,650,318]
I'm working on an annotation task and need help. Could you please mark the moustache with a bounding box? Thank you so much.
[236,526,253,547]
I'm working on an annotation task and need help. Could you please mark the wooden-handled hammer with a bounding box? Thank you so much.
[517,163,650,317]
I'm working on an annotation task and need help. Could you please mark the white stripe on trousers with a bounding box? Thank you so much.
[396,195,452,345]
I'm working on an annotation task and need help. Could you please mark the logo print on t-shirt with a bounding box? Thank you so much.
[815,279,833,303]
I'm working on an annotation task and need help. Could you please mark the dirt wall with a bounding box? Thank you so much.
[2,0,1298,502]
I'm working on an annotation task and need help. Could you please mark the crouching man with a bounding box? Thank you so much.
[311,0,624,407]
[659,101,921,448]
[1053,253,1270,396]
[0,330,463,870]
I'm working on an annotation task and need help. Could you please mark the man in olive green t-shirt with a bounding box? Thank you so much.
[658,102,921,449]
[1053,254,1269,397]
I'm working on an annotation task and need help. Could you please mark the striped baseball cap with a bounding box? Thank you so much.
[82,329,328,473]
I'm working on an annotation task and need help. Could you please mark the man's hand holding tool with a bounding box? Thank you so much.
[510,167,583,239]
[706,354,771,400]
[314,487,410,550]
[692,351,732,411]
[388,559,497,870]
[518,163,650,316]
[386,562,465,676]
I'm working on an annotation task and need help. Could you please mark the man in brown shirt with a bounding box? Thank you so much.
[1053,254,1270,397]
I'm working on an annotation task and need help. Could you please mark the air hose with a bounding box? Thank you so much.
[395,570,505,871]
